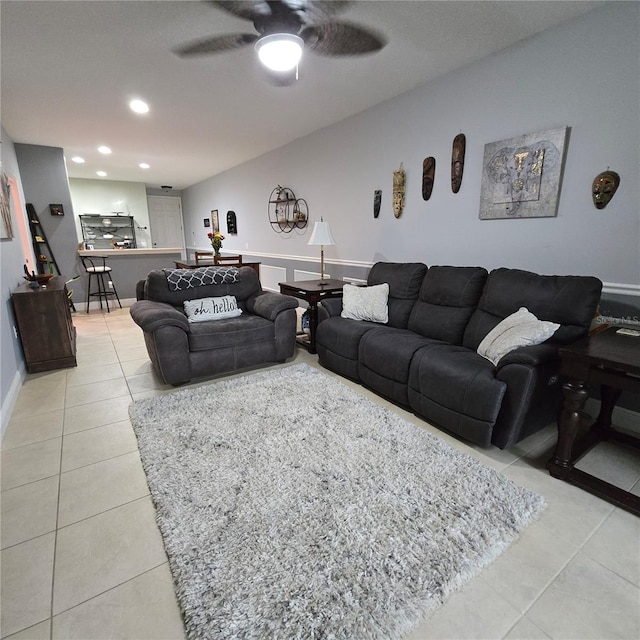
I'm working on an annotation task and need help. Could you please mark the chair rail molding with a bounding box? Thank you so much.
[602,282,640,297]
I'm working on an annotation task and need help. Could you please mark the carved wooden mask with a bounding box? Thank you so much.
[592,171,620,209]
[393,163,406,218]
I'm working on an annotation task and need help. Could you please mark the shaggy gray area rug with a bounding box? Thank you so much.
[129,364,545,640]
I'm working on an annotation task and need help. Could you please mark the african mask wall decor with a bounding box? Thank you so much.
[393,163,406,218]
[422,157,435,201]
[373,190,382,218]
[592,170,620,209]
[451,133,466,193]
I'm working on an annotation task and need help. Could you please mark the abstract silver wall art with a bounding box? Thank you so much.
[479,127,568,219]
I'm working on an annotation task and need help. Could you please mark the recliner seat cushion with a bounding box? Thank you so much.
[317,316,379,361]
[358,327,441,406]
[408,266,487,343]
[188,314,274,351]
[408,343,507,447]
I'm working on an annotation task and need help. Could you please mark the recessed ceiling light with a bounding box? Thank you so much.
[139,162,150,169]
[129,99,149,114]
[71,156,85,164]
[96,171,107,177]
[98,146,112,155]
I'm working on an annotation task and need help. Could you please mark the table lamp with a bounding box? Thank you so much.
[307,217,336,285]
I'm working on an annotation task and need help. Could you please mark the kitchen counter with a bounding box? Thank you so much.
[76,248,184,304]
[78,247,183,257]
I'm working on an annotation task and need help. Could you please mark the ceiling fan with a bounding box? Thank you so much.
[174,0,387,75]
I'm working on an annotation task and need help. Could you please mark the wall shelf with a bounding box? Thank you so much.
[268,186,308,234]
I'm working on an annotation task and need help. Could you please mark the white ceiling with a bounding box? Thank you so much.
[1,0,603,190]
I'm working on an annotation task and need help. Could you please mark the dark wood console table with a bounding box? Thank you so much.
[278,279,345,354]
[547,327,640,516]
[12,276,77,373]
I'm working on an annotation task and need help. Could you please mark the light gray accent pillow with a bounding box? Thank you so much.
[477,307,560,366]
[341,283,389,323]
[183,295,242,323]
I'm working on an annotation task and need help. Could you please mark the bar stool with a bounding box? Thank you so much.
[80,255,122,313]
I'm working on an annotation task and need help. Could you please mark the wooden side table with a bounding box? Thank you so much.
[547,327,640,516]
[278,279,345,354]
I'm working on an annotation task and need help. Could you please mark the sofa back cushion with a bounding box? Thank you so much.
[463,268,603,350]
[144,266,261,308]
[367,262,427,329]
[408,266,488,343]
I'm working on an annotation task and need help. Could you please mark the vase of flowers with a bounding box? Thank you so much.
[207,231,225,256]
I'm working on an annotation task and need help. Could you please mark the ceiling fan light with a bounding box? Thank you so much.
[255,34,303,72]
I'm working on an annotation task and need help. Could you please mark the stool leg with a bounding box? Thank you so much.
[98,272,110,312]
[86,272,92,313]
[109,276,122,309]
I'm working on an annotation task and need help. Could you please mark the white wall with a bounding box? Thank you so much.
[69,178,152,248]
[181,3,639,287]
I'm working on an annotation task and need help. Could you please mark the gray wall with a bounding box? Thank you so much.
[0,129,30,435]
[14,144,83,301]
[181,3,639,289]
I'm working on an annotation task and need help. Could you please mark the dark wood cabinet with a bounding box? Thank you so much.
[12,276,77,373]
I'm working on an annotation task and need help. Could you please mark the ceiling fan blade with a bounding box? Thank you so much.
[281,1,351,25]
[301,21,386,56]
[210,1,351,28]
[174,33,258,57]
[209,1,272,22]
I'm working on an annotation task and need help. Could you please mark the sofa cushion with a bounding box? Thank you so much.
[317,316,379,361]
[188,314,274,351]
[341,283,389,323]
[145,266,261,307]
[408,266,487,344]
[367,262,427,329]
[477,307,560,366]
[358,327,440,406]
[463,268,602,351]
[408,343,507,446]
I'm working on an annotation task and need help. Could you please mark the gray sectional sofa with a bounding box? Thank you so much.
[316,262,602,449]
[131,266,298,385]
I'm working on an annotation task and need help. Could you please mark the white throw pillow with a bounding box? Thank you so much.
[477,307,560,366]
[183,295,242,323]
[341,283,389,323]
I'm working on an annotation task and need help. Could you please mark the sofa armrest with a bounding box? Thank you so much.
[496,343,559,369]
[130,300,190,333]
[246,291,298,322]
[319,297,343,318]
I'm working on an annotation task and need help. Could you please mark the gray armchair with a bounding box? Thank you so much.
[131,266,298,385]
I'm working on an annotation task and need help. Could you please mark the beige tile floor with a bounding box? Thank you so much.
[1,307,639,639]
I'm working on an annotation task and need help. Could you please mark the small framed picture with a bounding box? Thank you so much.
[50,203,64,216]
[85,243,94,250]
[203,218,211,228]
[211,209,219,232]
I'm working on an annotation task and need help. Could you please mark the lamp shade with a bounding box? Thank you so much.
[255,34,303,72]
[307,220,336,246]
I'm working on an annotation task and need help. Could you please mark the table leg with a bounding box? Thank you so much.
[547,379,589,478]
[307,302,319,354]
[594,384,622,436]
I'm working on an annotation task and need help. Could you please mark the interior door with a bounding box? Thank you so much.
[147,196,185,249]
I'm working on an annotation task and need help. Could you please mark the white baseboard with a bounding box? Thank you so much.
[73,297,135,313]
[1,367,26,442]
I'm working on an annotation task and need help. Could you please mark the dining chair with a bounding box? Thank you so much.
[214,254,243,266]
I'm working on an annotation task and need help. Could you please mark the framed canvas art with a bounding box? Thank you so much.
[211,209,219,232]
[479,127,568,219]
